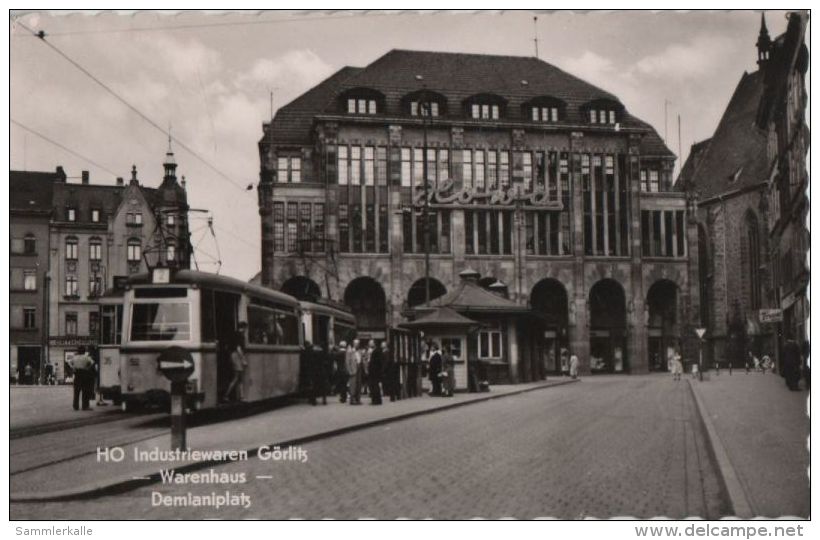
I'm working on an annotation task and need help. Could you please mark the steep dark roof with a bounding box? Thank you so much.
[267,66,362,145]
[688,70,769,200]
[267,49,672,154]
[677,138,712,188]
[10,171,56,214]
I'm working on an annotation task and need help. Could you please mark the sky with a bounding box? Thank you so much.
[9,9,792,282]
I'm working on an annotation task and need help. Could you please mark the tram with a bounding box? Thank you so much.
[119,268,302,410]
[299,299,357,351]
[97,288,125,404]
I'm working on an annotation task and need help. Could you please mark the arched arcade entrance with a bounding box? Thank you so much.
[407,278,447,308]
[281,276,322,302]
[646,280,680,372]
[343,277,387,335]
[589,279,627,373]
[530,279,569,375]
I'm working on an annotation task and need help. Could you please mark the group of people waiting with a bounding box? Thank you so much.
[302,339,408,406]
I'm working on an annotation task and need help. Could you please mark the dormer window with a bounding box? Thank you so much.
[403,90,447,118]
[347,98,377,114]
[590,109,617,124]
[532,107,559,122]
[339,87,385,115]
[464,94,506,120]
[411,101,439,117]
[525,97,566,123]
[583,99,623,126]
[472,104,499,119]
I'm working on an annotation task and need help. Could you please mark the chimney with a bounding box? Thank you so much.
[55,166,67,183]
[116,177,124,186]
[81,170,90,184]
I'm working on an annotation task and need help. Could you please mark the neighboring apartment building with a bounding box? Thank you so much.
[10,169,58,383]
[9,143,191,382]
[258,49,697,382]
[680,12,808,367]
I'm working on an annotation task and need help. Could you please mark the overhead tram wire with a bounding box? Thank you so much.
[11,118,120,177]
[11,11,395,37]
[14,20,254,196]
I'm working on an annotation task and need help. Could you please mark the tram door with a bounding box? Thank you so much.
[315,315,330,349]
[213,290,240,399]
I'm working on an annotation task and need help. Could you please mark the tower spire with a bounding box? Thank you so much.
[163,128,177,182]
[756,11,772,67]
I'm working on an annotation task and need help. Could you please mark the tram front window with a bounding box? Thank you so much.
[131,302,191,342]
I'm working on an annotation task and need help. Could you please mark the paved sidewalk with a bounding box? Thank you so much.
[688,372,809,518]
[11,379,575,501]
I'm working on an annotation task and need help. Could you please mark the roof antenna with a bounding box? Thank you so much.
[533,16,540,59]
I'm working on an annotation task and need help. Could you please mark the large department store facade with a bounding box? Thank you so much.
[257,50,699,382]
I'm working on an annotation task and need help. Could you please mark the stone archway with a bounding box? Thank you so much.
[281,276,322,302]
[407,278,447,308]
[589,279,627,373]
[646,279,680,372]
[343,277,387,332]
[531,278,570,374]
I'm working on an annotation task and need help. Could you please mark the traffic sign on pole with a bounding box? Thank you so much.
[695,327,707,340]
[157,346,195,451]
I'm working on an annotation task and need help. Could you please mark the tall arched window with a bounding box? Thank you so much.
[745,212,762,310]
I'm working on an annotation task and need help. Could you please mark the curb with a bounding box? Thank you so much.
[686,379,754,518]
[11,379,579,502]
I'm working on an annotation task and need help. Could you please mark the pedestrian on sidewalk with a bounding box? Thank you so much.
[383,341,399,402]
[442,346,455,397]
[347,340,362,405]
[68,346,94,410]
[569,353,579,380]
[335,341,349,403]
[307,342,329,406]
[671,351,683,381]
[368,340,383,405]
[429,342,443,396]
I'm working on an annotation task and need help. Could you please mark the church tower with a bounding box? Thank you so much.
[756,12,772,68]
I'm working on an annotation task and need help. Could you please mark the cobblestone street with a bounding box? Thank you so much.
[11,375,728,519]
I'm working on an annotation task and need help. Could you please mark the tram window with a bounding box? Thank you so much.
[248,305,300,345]
[130,302,191,342]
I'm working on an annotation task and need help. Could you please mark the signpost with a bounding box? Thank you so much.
[157,346,195,451]
[695,327,707,381]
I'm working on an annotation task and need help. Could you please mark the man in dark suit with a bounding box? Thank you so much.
[368,340,383,405]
